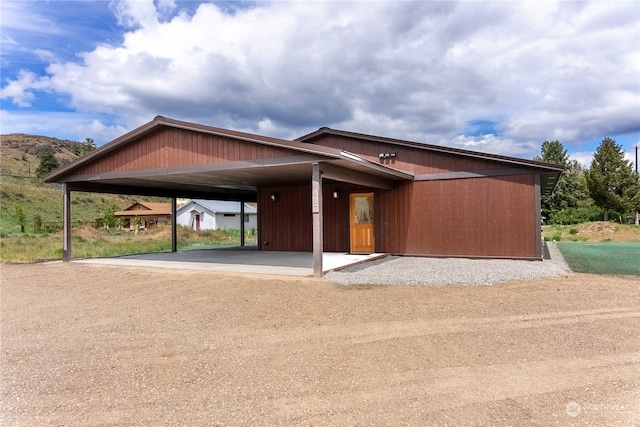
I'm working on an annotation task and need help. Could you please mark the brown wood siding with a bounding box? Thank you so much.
[393,174,537,258]
[258,185,313,252]
[258,182,372,252]
[376,181,413,254]
[75,128,304,175]
[307,135,513,175]
[256,175,536,257]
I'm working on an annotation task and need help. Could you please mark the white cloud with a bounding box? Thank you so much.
[569,151,595,168]
[0,110,128,143]
[0,70,38,107]
[1,0,639,156]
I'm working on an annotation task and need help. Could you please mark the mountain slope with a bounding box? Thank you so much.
[0,134,164,235]
[1,134,83,177]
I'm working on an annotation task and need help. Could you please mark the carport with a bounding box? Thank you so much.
[43,116,411,276]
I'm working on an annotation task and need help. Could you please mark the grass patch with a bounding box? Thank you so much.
[0,226,258,263]
[542,222,640,243]
[556,242,640,276]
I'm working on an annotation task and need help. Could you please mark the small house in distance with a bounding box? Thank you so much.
[176,199,257,231]
[114,201,172,230]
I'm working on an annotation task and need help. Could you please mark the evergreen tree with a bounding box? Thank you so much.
[533,140,569,165]
[82,138,96,154]
[585,137,639,221]
[35,148,60,179]
[534,140,590,221]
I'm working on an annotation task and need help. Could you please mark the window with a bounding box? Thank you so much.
[244,214,250,222]
[223,214,236,217]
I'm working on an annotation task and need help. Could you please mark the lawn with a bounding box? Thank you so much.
[0,226,257,263]
[555,242,640,276]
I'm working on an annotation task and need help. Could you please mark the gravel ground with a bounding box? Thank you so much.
[2,261,639,426]
[326,242,571,286]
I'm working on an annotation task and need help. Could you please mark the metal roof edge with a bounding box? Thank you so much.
[339,151,415,180]
[42,118,164,182]
[43,116,343,182]
[156,116,343,158]
[297,127,565,173]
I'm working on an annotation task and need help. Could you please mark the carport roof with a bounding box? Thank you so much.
[42,116,413,201]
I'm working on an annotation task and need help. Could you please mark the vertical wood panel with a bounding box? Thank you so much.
[395,174,537,258]
[74,128,305,176]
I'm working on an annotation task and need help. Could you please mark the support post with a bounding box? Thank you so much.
[636,144,640,225]
[534,173,542,259]
[63,184,72,262]
[171,197,177,253]
[312,163,324,277]
[240,201,246,247]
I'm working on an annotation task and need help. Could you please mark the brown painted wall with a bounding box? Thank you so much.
[259,174,538,258]
[258,183,373,252]
[395,174,538,258]
[75,127,302,175]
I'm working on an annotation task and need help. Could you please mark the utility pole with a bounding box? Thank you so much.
[636,145,639,226]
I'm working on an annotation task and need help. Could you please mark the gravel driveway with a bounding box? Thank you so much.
[326,242,571,285]
[2,259,638,426]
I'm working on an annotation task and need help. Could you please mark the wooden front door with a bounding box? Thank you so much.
[349,192,375,253]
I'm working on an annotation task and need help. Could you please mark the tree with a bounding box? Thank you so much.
[14,204,26,233]
[534,140,591,221]
[102,206,123,231]
[82,138,96,154]
[35,147,60,179]
[585,137,639,221]
[533,140,569,165]
[33,213,43,233]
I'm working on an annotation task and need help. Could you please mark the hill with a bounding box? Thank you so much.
[0,133,84,178]
[0,134,164,235]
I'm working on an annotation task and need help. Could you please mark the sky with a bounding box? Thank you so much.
[1,0,639,168]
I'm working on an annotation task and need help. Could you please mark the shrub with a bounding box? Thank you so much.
[552,233,562,241]
[569,228,579,235]
[550,206,604,225]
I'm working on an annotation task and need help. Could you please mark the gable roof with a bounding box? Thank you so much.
[114,202,172,216]
[42,116,345,183]
[177,199,257,215]
[42,116,411,200]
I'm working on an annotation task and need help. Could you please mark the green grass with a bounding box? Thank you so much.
[542,222,640,243]
[555,242,640,276]
[0,176,165,235]
[0,226,258,263]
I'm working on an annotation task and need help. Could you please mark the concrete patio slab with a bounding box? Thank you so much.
[73,247,386,276]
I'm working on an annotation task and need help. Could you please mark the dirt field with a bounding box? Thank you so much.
[1,263,639,426]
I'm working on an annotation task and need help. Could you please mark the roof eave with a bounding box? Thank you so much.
[298,127,566,173]
[43,116,343,183]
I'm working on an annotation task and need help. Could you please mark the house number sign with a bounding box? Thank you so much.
[312,190,319,213]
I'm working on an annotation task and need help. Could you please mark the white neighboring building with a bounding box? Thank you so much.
[176,200,258,231]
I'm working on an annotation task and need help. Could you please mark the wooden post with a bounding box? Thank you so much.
[312,163,323,277]
[534,173,542,259]
[63,184,71,262]
[171,197,177,253]
[240,201,246,247]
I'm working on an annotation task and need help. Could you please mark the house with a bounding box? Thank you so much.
[43,116,563,276]
[176,199,257,231]
[114,201,172,230]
